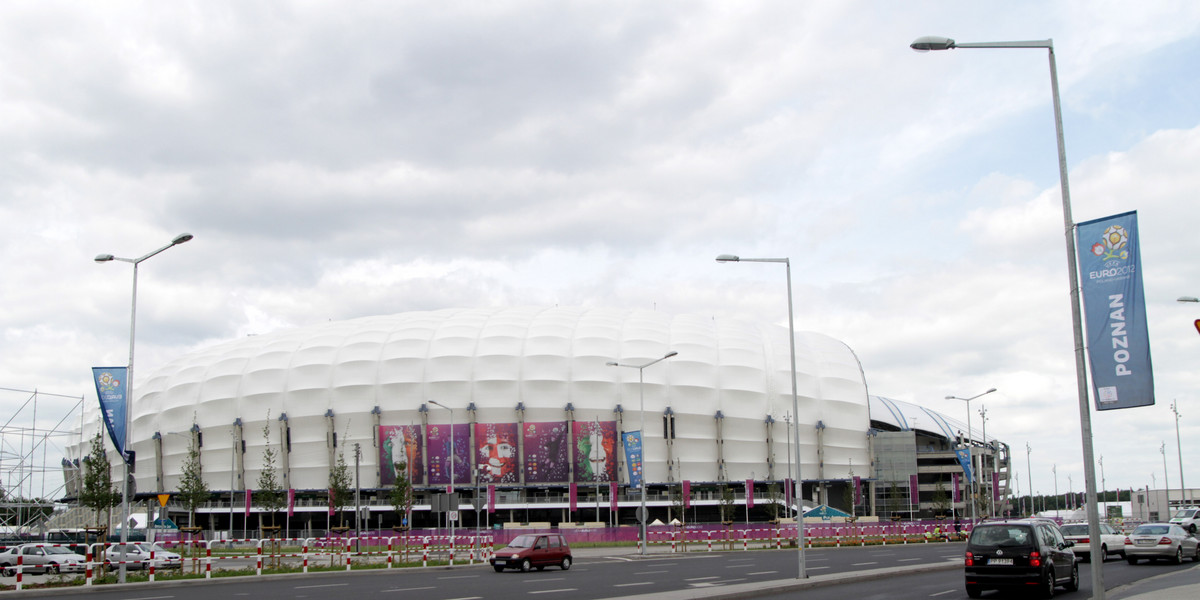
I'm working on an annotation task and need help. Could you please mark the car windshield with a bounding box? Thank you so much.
[136,543,167,553]
[1059,524,1088,535]
[45,547,76,555]
[969,525,1033,548]
[1172,509,1197,519]
[507,535,537,548]
[1134,525,1170,535]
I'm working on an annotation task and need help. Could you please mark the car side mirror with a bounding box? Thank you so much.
[1063,541,1074,548]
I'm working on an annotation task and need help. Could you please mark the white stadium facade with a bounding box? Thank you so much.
[60,307,1011,531]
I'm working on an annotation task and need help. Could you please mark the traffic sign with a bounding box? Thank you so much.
[1195,319,1199,335]
[636,506,647,523]
[157,494,170,507]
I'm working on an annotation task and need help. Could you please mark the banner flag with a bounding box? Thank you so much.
[784,478,792,510]
[682,480,691,509]
[955,447,973,483]
[909,474,919,505]
[622,431,643,488]
[245,489,252,517]
[746,479,754,508]
[609,481,618,512]
[992,473,1000,503]
[569,483,578,512]
[287,489,295,517]
[488,484,496,514]
[1076,210,1155,410]
[328,488,335,516]
[853,476,862,506]
[953,473,962,503]
[92,367,130,460]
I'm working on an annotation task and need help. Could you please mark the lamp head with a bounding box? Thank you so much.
[664,351,679,359]
[172,233,194,245]
[715,254,740,262]
[985,388,997,394]
[94,254,115,263]
[910,36,956,52]
[605,361,619,367]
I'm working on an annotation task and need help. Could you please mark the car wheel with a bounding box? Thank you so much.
[1,565,13,577]
[520,559,531,573]
[1064,562,1079,592]
[1172,546,1183,565]
[1041,568,1056,599]
[49,564,60,575]
[966,584,983,598]
[1126,556,1139,565]
[1099,544,1108,561]
[560,556,571,571]
[493,565,504,572]
[1193,545,1200,563]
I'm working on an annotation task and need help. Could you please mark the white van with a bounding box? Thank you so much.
[1169,507,1200,533]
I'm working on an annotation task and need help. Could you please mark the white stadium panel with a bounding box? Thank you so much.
[72,307,872,492]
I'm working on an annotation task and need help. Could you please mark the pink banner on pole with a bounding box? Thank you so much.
[853,476,862,506]
[682,480,691,509]
[784,478,792,509]
[992,473,1000,503]
[746,479,754,508]
[287,488,295,517]
[953,473,962,503]
[569,483,578,512]
[610,481,618,511]
[909,474,919,505]
[245,489,252,517]
[328,488,334,516]
[487,484,496,514]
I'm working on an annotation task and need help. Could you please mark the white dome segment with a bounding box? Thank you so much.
[96,307,871,493]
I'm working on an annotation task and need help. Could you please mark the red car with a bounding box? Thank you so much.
[490,534,572,572]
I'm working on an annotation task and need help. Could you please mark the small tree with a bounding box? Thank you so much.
[389,460,415,560]
[767,482,783,522]
[256,422,285,529]
[177,438,210,528]
[329,451,353,528]
[78,433,121,533]
[931,478,951,518]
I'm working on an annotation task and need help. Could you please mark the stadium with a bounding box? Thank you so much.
[56,306,1007,533]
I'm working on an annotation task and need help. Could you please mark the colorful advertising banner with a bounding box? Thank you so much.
[475,422,519,484]
[487,484,496,514]
[953,473,962,503]
[524,421,570,483]
[746,479,754,508]
[622,431,643,488]
[1076,210,1155,410]
[426,423,470,487]
[245,489,252,517]
[992,472,1000,504]
[572,420,617,483]
[92,367,129,460]
[909,474,919,505]
[955,447,973,483]
[682,480,691,509]
[379,425,424,487]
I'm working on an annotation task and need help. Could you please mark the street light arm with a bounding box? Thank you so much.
[716,254,788,265]
[910,36,1052,51]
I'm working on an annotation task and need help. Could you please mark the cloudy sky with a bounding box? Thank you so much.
[3,1,1198,505]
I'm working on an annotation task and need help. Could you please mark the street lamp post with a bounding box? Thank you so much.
[912,35,1109,598]
[1026,443,1033,517]
[606,350,677,557]
[1161,442,1171,511]
[1171,401,1186,505]
[715,253,807,579]
[428,401,455,553]
[95,232,193,583]
[945,388,996,525]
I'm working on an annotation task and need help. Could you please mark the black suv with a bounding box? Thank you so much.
[965,519,1078,598]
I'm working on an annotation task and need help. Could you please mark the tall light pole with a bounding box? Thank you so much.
[1171,401,1186,505]
[95,232,193,583]
[1161,442,1171,512]
[715,253,807,579]
[979,405,990,517]
[1026,443,1033,517]
[911,35,1108,598]
[945,388,996,525]
[428,401,455,548]
[607,350,677,557]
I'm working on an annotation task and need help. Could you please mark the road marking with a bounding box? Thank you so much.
[852,562,878,566]
[748,571,777,575]
[930,590,957,597]
[528,589,576,594]
[635,570,669,575]
[526,577,565,582]
[381,586,435,593]
[439,575,479,580]
[295,584,349,589]
[615,582,654,587]
[899,557,922,562]
[808,566,831,570]
[685,576,720,581]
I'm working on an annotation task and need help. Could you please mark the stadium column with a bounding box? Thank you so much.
[664,408,675,483]
[816,421,826,506]
[372,407,382,488]
[764,415,776,481]
[468,403,478,489]
[613,405,625,484]
[715,411,726,482]
[516,402,526,486]
[418,405,430,486]
[565,404,575,485]
[325,409,337,474]
[153,432,164,493]
[233,419,245,492]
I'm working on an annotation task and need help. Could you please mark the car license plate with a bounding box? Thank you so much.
[989,558,1013,565]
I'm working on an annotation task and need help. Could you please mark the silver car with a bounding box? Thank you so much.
[0,545,87,576]
[104,542,184,570]
[1124,523,1200,564]
[1059,522,1126,561]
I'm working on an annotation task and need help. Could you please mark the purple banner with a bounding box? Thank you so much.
[572,420,617,483]
[524,421,570,483]
[427,423,470,486]
[746,479,754,508]
[475,422,519,484]
[953,473,961,503]
[853,476,862,506]
[992,472,1000,504]
[683,480,691,509]
[569,483,578,512]
[379,425,424,486]
[909,474,919,505]
[488,484,496,514]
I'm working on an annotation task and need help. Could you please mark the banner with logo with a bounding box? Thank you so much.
[954,447,973,483]
[92,367,129,460]
[909,474,919,505]
[1076,211,1155,410]
[622,431,643,488]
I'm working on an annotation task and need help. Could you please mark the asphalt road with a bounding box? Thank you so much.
[10,542,1198,600]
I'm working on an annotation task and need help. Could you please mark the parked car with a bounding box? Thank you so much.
[1124,523,1200,564]
[964,519,1078,598]
[1168,507,1200,534]
[102,542,183,571]
[489,533,572,572]
[1059,522,1125,562]
[0,545,87,576]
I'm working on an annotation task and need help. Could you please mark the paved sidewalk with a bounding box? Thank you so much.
[1109,563,1200,600]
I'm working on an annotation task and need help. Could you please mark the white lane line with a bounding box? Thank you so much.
[525,577,565,582]
[295,584,349,589]
[614,582,655,588]
[528,589,576,595]
[634,570,670,575]
[852,562,878,566]
[808,566,831,570]
[899,557,922,562]
[748,571,777,576]
[930,590,958,597]
[685,576,720,581]
[381,586,435,593]
[439,575,480,580]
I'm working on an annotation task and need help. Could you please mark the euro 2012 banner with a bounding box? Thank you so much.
[1076,211,1154,411]
[378,421,618,486]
